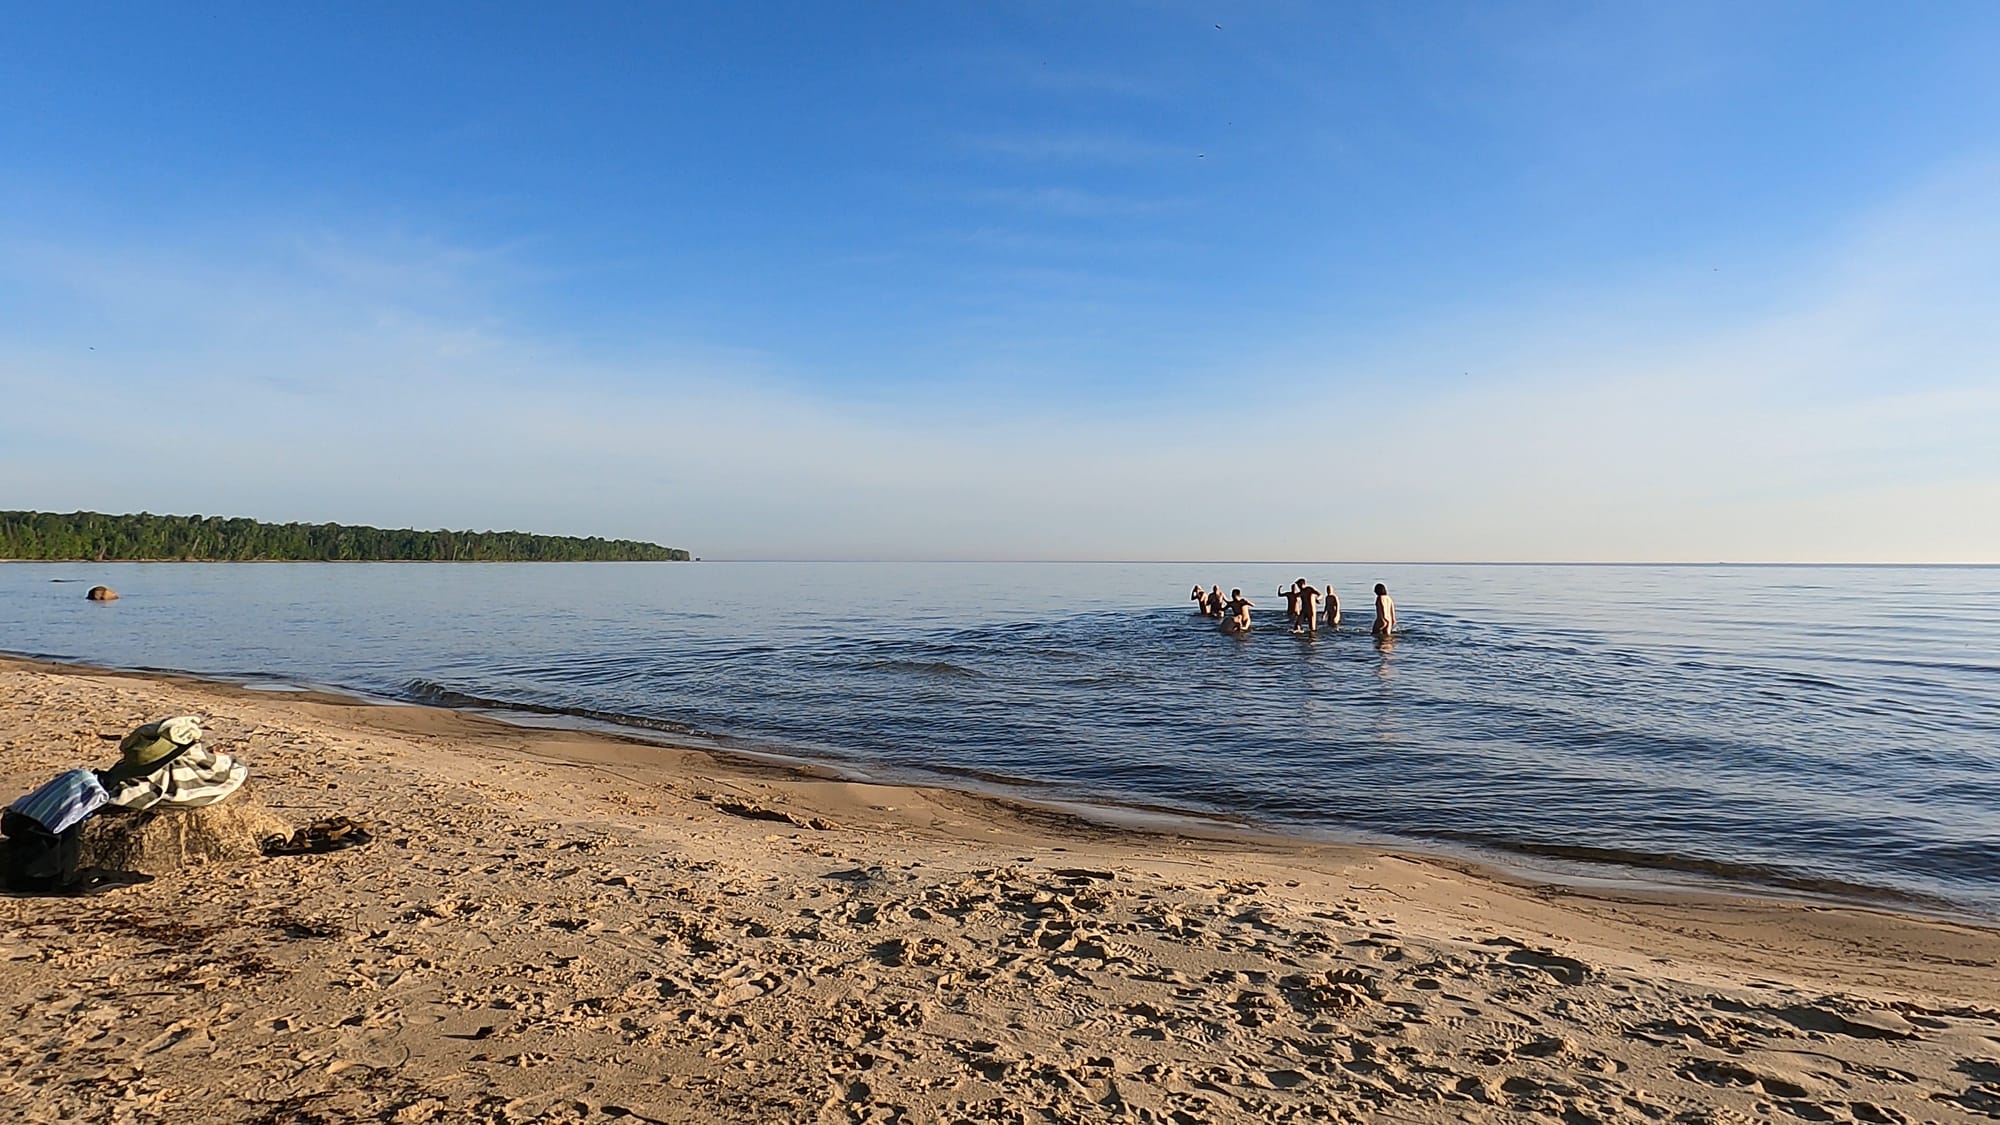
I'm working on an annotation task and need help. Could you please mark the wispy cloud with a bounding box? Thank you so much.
[959,132,1184,164]
[2,162,1996,561]
[967,186,1188,219]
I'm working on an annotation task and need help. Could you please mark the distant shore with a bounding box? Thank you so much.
[5,653,1998,1122]
[0,510,689,562]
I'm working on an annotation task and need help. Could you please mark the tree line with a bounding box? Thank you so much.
[0,511,690,562]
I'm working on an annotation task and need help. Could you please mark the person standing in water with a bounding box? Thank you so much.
[1325,584,1341,628]
[1222,588,1255,635]
[1190,585,1210,614]
[1207,585,1225,619]
[1372,583,1397,637]
[1295,579,1322,634]
[1277,583,1304,630]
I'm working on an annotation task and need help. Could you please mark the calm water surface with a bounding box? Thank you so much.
[4,561,1996,913]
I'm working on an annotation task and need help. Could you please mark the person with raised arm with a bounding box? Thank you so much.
[1295,579,1322,634]
[1277,582,1304,630]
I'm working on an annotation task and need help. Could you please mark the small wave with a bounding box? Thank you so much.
[1896,838,2000,881]
[402,678,705,737]
[1777,672,1855,692]
[857,659,980,679]
[1436,832,1943,908]
[1060,673,1141,688]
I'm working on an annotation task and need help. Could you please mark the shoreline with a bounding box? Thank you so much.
[7,655,2000,1122]
[2,649,1982,925]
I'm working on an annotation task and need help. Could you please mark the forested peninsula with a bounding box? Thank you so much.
[0,511,689,562]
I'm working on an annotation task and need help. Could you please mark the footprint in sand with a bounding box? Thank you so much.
[1712,997,1920,1042]
[1679,1056,1818,1100]
[711,963,784,1007]
[1345,934,1408,963]
[1479,937,1593,985]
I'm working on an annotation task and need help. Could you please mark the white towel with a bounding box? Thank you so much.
[105,745,248,811]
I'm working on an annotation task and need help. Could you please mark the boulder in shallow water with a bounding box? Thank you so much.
[85,586,118,601]
[80,791,291,876]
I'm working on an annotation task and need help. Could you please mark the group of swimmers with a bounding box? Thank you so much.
[1189,580,1397,638]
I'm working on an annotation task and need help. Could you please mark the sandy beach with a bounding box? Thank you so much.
[4,654,1998,1124]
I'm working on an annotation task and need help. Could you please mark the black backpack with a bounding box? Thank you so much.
[0,808,88,893]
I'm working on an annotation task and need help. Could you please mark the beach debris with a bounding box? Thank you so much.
[823,865,882,883]
[711,798,834,831]
[1050,868,1116,883]
[266,908,344,939]
[80,793,293,875]
[263,815,374,856]
[85,585,118,601]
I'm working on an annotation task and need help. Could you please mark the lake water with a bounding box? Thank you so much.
[3,561,1996,915]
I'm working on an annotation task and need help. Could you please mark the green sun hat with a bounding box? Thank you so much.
[102,716,204,784]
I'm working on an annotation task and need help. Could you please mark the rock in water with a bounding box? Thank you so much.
[80,792,292,876]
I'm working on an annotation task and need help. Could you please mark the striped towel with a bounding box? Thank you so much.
[104,745,248,811]
[7,769,110,833]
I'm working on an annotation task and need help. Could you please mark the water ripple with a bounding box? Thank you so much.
[3,560,1996,913]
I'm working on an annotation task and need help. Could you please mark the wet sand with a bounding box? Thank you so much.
[4,654,1998,1123]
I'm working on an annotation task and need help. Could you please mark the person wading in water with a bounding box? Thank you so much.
[1372,583,1397,637]
[1295,579,1322,634]
[1277,582,1304,630]
[1222,589,1255,636]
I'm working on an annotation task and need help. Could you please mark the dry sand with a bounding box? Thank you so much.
[3,654,1998,1124]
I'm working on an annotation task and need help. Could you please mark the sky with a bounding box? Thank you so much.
[2,2,1997,562]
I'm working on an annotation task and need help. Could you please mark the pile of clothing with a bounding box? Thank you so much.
[1,716,248,892]
[97,715,248,812]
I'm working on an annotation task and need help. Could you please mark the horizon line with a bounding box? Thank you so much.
[689,559,2000,568]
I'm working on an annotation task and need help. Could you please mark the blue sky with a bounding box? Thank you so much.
[3,2,1997,560]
